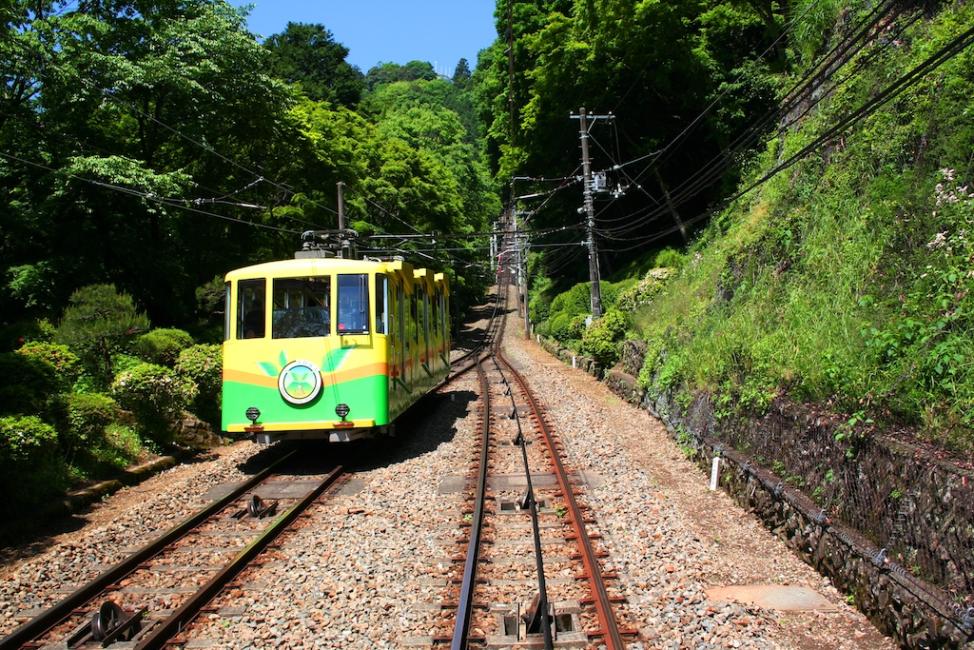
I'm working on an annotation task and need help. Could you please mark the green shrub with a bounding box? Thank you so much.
[548,312,584,343]
[580,310,628,367]
[112,362,197,442]
[89,422,143,469]
[0,319,56,351]
[0,352,59,418]
[652,248,686,269]
[616,268,674,313]
[112,353,143,376]
[65,392,120,451]
[0,414,59,463]
[0,415,67,514]
[55,284,150,385]
[175,344,222,426]
[16,342,82,390]
[133,328,194,366]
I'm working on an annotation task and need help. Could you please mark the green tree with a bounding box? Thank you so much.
[452,57,472,89]
[55,284,150,384]
[0,0,298,326]
[264,22,365,107]
[365,60,438,90]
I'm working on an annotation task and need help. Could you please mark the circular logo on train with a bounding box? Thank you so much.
[277,360,322,405]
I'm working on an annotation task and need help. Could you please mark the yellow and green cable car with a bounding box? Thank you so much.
[221,256,450,443]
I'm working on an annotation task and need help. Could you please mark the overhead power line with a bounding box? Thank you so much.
[594,0,919,240]
[0,151,300,234]
[2,32,341,225]
[593,19,974,250]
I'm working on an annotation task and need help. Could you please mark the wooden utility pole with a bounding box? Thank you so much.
[570,108,613,319]
[336,181,349,259]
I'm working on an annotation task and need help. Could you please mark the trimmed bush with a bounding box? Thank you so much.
[112,353,144,376]
[580,310,629,367]
[16,341,82,390]
[65,392,120,449]
[175,344,222,427]
[133,328,194,366]
[55,284,149,385]
[0,352,58,418]
[0,414,59,463]
[112,362,197,442]
[0,415,67,514]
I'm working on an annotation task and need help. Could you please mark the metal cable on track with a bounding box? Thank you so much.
[495,347,627,649]
[0,450,296,649]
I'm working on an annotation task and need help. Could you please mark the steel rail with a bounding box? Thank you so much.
[450,360,492,650]
[495,349,626,649]
[448,283,508,380]
[134,465,345,649]
[0,450,297,650]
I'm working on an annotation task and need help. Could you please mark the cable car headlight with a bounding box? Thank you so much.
[245,407,261,424]
[335,403,350,421]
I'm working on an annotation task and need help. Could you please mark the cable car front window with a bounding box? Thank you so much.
[338,274,369,334]
[272,277,330,339]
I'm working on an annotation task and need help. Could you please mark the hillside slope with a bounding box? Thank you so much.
[555,1,974,454]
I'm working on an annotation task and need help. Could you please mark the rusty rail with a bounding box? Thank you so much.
[450,360,491,650]
[0,450,296,650]
[134,465,344,649]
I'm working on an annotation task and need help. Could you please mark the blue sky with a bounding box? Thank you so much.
[232,1,499,75]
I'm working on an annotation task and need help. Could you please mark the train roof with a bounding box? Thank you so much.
[225,257,448,294]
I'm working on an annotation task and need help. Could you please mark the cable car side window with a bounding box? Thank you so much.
[272,277,330,339]
[237,279,266,339]
[223,282,231,341]
[375,274,388,334]
[338,274,369,334]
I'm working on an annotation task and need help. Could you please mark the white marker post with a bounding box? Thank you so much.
[709,456,720,491]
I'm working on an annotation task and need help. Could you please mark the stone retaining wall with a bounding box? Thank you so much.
[534,334,974,648]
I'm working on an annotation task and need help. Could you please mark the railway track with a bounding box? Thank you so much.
[0,453,345,649]
[439,282,638,648]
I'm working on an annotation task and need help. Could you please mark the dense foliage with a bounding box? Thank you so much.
[175,343,223,427]
[475,0,790,280]
[0,0,500,516]
[133,328,195,367]
[527,2,974,452]
[1,0,496,334]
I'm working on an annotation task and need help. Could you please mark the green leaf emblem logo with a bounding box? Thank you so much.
[277,360,322,405]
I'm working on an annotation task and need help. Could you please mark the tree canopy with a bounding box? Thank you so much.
[1,0,497,334]
[263,22,365,107]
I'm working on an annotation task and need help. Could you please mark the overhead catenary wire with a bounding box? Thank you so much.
[619,0,828,184]
[1,30,342,223]
[599,0,897,210]
[590,18,974,250]
[593,1,922,240]
[630,0,909,222]
[0,150,301,234]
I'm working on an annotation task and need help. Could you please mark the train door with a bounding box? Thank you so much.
[424,288,432,374]
[375,273,389,365]
[402,284,410,389]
